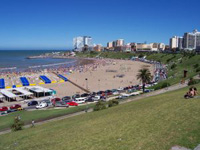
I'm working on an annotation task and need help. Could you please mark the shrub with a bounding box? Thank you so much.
[193,64,199,69]
[138,54,144,58]
[94,101,107,111]
[161,82,171,88]
[11,117,24,131]
[196,67,200,73]
[188,78,200,86]
[108,99,119,107]
[171,63,177,69]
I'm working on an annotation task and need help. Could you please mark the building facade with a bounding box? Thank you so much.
[73,36,93,51]
[94,44,102,52]
[183,29,200,51]
[170,36,179,49]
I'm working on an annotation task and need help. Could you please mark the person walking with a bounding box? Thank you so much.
[31,120,35,127]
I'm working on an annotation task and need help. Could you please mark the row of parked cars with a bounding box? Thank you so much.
[0,83,156,114]
[0,104,23,115]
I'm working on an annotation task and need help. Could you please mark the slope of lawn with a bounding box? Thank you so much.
[0,104,95,131]
[0,84,200,150]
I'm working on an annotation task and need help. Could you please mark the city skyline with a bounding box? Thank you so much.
[0,0,200,50]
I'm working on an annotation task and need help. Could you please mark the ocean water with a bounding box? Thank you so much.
[0,50,75,71]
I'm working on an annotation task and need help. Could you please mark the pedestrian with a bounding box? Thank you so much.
[31,120,35,127]
[17,115,21,120]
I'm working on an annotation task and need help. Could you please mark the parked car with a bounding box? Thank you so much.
[117,87,124,91]
[72,94,80,99]
[10,104,22,110]
[36,102,47,109]
[54,101,69,107]
[74,97,86,104]
[90,92,96,96]
[67,101,78,106]
[0,106,8,112]
[112,91,119,95]
[85,96,94,102]
[28,101,38,106]
[81,93,90,98]
[41,99,52,107]
[104,90,112,96]
[62,96,71,101]
[92,95,101,101]
[51,98,61,105]
[96,91,104,95]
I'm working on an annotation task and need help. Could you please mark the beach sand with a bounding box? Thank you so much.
[0,58,154,107]
[42,59,154,97]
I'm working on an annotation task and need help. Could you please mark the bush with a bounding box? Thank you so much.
[171,63,177,69]
[196,67,200,73]
[188,78,200,86]
[11,117,24,131]
[94,101,107,111]
[108,99,119,107]
[154,82,171,90]
[193,64,199,69]
[161,82,171,88]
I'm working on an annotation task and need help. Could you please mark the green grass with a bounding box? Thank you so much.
[0,104,95,131]
[1,84,200,150]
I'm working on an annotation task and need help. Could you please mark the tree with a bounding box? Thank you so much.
[11,116,24,131]
[137,68,152,92]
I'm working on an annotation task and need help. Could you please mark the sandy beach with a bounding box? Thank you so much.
[42,59,154,97]
[0,58,154,107]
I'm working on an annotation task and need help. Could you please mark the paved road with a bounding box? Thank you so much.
[0,82,189,135]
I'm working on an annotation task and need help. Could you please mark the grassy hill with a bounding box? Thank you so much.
[0,84,200,150]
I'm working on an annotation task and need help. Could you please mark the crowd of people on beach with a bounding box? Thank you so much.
[0,58,114,86]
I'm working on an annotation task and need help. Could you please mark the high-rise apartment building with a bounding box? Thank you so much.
[107,42,113,48]
[169,36,179,49]
[178,37,184,50]
[116,39,124,46]
[183,29,200,50]
[73,36,93,51]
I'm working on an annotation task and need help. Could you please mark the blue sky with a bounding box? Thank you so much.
[0,0,200,50]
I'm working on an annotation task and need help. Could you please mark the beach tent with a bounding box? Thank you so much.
[40,76,51,84]
[57,74,68,82]
[0,79,5,89]
[20,77,30,86]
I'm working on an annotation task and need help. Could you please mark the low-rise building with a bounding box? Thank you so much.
[94,44,102,52]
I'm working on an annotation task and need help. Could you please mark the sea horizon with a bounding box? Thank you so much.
[0,50,75,72]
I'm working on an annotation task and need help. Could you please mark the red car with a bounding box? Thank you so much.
[51,98,61,105]
[10,104,22,110]
[67,101,78,106]
[0,106,8,112]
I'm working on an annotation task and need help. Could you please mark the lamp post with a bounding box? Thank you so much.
[98,79,100,91]
[85,78,88,91]
[85,78,89,113]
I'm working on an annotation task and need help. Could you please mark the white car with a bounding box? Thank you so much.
[92,96,101,101]
[112,91,119,95]
[36,102,47,109]
[74,97,87,104]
